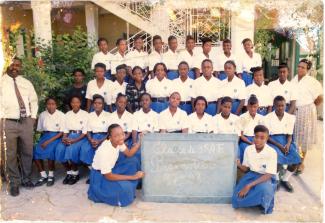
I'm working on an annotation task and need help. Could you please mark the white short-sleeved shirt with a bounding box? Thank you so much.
[158,108,189,132]
[172,77,195,101]
[242,144,277,175]
[213,113,240,135]
[219,76,246,100]
[246,83,273,107]
[126,49,148,69]
[63,109,88,134]
[239,112,265,136]
[108,110,133,132]
[91,51,113,70]
[37,110,65,132]
[188,112,214,133]
[92,140,127,174]
[163,49,180,70]
[87,111,111,133]
[193,52,214,71]
[148,50,163,71]
[145,77,174,98]
[110,52,128,75]
[108,81,127,105]
[263,111,295,135]
[132,109,159,132]
[215,52,238,72]
[238,52,262,73]
[193,76,222,102]
[178,50,196,68]
[291,75,323,106]
[268,79,297,103]
[85,79,112,104]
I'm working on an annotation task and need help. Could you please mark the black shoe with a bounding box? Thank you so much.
[63,174,72,185]
[21,181,34,188]
[276,180,280,191]
[281,180,294,192]
[47,176,55,187]
[86,178,90,184]
[136,181,142,190]
[35,177,48,187]
[68,175,80,185]
[9,186,19,197]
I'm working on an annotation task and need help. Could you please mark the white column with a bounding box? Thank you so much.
[85,2,98,47]
[230,2,255,55]
[31,0,52,46]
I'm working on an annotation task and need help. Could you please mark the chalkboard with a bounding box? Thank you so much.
[141,133,239,203]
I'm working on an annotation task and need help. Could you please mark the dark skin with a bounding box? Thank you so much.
[237,40,254,79]
[240,103,258,145]
[65,71,85,111]
[34,99,62,174]
[168,38,178,52]
[195,41,212,78]
[115,96,132,141]
[178,63,189,82]
[98,40,109,54]
[236,131,273,198]
[149,38,163,78]
[104,126,145,181]
[278,67,296,114]
[86,67,106,112]
[220,102,232,119]
[109,68,126,112]
[194,99,212,133]
[127,68,144,113]
[216,42,232,77]
[253,70,272,114]
[155,64,167,81]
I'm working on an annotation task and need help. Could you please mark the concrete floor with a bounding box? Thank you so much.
[0,121,323,222]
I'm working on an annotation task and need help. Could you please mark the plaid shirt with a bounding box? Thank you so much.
[126,82,146,112]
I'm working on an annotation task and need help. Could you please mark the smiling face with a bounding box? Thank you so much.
[223,42,231,54]
[8,59,22,78]
[297,61,308,77]
[253,70,264,86]
[116,96,127,113]
[110,126,125,146]
[243,40,253,53]
[134,38,143,51]
[70,97,81,112]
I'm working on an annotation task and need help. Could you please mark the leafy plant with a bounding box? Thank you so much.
[254,29,276,61]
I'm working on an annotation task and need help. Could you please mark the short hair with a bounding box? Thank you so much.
[92,94,105,103]
[168,35,177,42]
[194,96,208,109]
[273,95,286,105]
[242,38,252,45]
[254,125,269,135]
[97,38,108,46]
[116,38,126,46]
[132,66,143,74]
[134,35,143,41]
[116,64,127,73]
[178,61,189,69]
[221,96,233,105]
[223,39,231,44]
[116,93,127,102]
[299,59,312,70]
[224,60,236,69]
[69,94,82,104]
[202,37,212,46]
[72,68,85,76]
[186,35,195,42]
[170,91,181,98]
[278,63,289,70]
[250,66,263,74]
[94,63,106,71]
[108,123,121,136]
[45,96,57,104]
[247,94,259,105]
[13,57,22,63]
[201,59,213,67]
[153,35,162,43]
[139,92,152,102]
[153,62,168,74]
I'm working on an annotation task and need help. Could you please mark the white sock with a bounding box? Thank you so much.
[48,171,54,177]
[71,170,79,175]
[282,170,294,182]
[276,172,280,181]
[40,171,47,178]
[67,170,72,175]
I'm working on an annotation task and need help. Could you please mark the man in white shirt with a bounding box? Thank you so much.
[0,58,38,196]
[163,35,180,80]
[91,38,113,80]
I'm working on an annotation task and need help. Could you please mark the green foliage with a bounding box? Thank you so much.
[254,29,277,61]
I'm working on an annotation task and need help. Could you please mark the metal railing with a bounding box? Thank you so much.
[119,1,154,21]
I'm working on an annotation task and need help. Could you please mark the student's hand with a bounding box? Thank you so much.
[134,171,145,180]
[62,136,68,144]
[279,145,287,154]
[236,159,241,167]
[284,144,290,155]
[238,185,251,198]
[41,140,50,149]
[138,132,145,141]
[91,139,99,148]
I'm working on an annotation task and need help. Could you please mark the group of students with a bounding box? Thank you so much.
[32,34,323,214]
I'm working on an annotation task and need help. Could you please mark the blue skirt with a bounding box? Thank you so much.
[231,99,241,114]
[218,71,227,80]
[151,102,168,113]
[105,70,112,80]
[179,103,192,115]
[205,103,217,116]
[268,134,301,165]
[188,70,196,79]
[55,132,85,163]
[88,156,140,207]
[239,136,254,163]
[232,171,276,214]
[167,70,179,80]
[241,71,253,86]
[80,133,107,165]
[34,132,61,161]
[257,108,268,116]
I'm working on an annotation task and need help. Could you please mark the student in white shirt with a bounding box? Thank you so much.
[246,67,273,115]
[268,63,297,114]
[193,37,213,78]
[164,35,180,80]
[126,35,148,74]
[159,92,189,133]
[55,96,88,185]
[217,60,246,115]
[264,96,301,192]
[233,125,277,214]
[178,35,196,79]
[109,64,128,112]
[148,35,164,78]
[172,61,195,114]
[238,38,262,86]
[238,95,264,162]
[192,59,222,116]
[146,63,173,113]
[91,38,113,80]
[292,59,323,174]
[216,39,238,80]
[110,38,129,81]
[88,124,144,207]
[86,63,112,112]
[213,97,240,135]
[34,97,65,187]
[188,96,214,133]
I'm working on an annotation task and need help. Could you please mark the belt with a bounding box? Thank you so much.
[152,97,169,103]
[179,101,191,105]
[168,130,182,133]
[69,130,82,134]
[43,131,60,134]
[207,101,217,105]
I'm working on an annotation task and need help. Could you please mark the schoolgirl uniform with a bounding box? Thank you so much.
[213,113,240,135]
[264,111,301,165]
[88,140,140,207]
[178,49,196,79]
[232,144,277,214]
[193,51,215,74]
[85,79,112,111]
[126,49,148,70]
[55,109,88,164]
[110,52,128,78]
[34,109,65,161]
[215,52,238,80]
[187,112,214,133]
[193,76,222,116]
[91,51,113,79]
[108,80,127,111]
[219,76,246,114]
[108,110,133,145]
[238,112,264,162]
[145,77,173,113]
[158,107,189,132]
[246,82,273,115]
[79,111,110,165]
[163,49,180,80]
[148,50,163,72]
[268,79,297,112]
[172,77,195,114]
[238,52,262,86]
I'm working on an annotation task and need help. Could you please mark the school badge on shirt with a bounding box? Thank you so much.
[81,90,85,94]
[80,121,83,124]
[177,121,180,125]
[164,86,167,90]
[103,92,107,95]
[102,121,106,124]
[284,90,288,94]
[234,89,237,93]
[189,85,193,88]
[56,123,59,127]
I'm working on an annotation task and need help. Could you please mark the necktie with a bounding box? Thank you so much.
[13,77,27,118]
